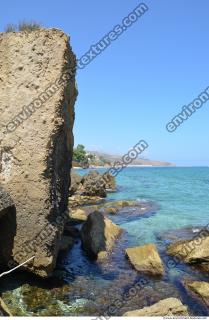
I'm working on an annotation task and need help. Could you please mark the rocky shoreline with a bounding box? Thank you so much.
[0,29,208,317]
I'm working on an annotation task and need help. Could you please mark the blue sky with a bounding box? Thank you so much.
[1,1,209,166]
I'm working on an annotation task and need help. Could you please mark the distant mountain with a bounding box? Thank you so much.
[87,151,175,167]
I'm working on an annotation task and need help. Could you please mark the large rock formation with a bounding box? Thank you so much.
[123,298,189,317]
[0,29,77,277]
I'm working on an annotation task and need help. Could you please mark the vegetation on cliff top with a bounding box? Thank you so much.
[5,22,42,33]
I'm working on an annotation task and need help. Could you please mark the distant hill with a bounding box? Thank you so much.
[87,151,175,167]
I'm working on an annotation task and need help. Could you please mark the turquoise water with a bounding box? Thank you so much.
[78,167,209,244]
[1,167,209,316]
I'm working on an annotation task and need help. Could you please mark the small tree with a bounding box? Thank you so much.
[73,144,88,164]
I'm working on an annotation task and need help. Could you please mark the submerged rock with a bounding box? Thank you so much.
[123,298,189,316]
[80,211,122,259]
[184,280,209,308]
[125,244,164,276]
[0,29,77,277]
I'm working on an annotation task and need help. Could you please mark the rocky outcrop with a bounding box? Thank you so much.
[81,171,107,197]
[69,170,116,199]
[69,199,151,222]
[102,172,116,191]
[0,185,16,267]
[0,29,77,277]
[80,211,122,259]
[123,298,189,316]
[125,244,164,276]
[167,235,209,270]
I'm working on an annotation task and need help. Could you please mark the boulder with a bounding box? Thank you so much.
[123,298,188,316]
[80,211,122,259]
[125,244,164,276]
[0,185,16,267]
[81,171,107,197]
[102,172,116,191]
[184,280,209,307]
[167,235,209,269]
[69,172,82,196]
[0,29,77,277]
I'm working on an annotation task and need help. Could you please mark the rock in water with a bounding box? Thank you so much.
[0,29,77,277]
[125,244,164,276]
[80,211,122,259]
[184,280,209,307]
[81,171,107,197]
[0,185,16,267]
[102,172,116,191]
[167,235,209,270]
[123,298,189,316]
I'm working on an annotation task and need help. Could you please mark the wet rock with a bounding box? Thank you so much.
[70,208,88,222]
[59,236,74,252]
[80,211,122,259]
[184,280,209,307]
[0,29,77,277]
[167,234,209,269]
[64,225,79,238]
[123,298,189,316]
[125,244,164,276]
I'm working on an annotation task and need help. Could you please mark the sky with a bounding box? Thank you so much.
[1,1,209,166]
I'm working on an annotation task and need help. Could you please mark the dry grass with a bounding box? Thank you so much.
[5,21,42,33]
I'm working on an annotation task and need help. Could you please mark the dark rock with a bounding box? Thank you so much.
[0,185,14,219]
[0,185,16,267]
[80,211,122,260]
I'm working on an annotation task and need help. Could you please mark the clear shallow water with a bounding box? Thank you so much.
[1,167,209,316]
[78,167,209,244]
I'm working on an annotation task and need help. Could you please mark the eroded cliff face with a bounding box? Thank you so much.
[0,29,77,277]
